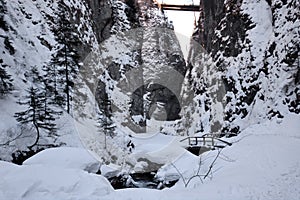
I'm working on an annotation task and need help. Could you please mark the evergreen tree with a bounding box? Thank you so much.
[0,0,9,31]
[0,59,13,96]
[97,92,116,149]
[14,86,61,149]
[97,113,116,149]
[24,66,43,84]
[42,63,65,107]
[50,0,81,113]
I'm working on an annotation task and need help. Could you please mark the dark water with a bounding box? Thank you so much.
[107,171,179,190]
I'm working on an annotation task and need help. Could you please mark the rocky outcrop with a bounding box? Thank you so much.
[94,0,186,133]
[85,0,113,42]
[195,0,225,52]
[185,0,300,136]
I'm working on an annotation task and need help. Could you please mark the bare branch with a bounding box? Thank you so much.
[0,130,23,146]
[170,162,187,187]
[204,149,222,179]
[170,148,224,187]
[196,154,202,175]
[219,151,236,162]
[185,174,203,186]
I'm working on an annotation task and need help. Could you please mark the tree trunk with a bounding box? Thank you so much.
[28,121,40,150]
[65,44,70,114]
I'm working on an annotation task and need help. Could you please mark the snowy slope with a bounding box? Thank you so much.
[0,0,99,161]
[0,114,299,200]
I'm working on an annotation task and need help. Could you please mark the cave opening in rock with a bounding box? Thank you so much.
[130,83,182,125]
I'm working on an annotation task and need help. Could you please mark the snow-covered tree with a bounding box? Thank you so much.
[42,63,65,107]
[0,0,12,94]
[97,92,116,149]
[50,0,81,113]
[283,42,300,114]
[24,66,43,84]
[14,86,61,149]
[0,60,13,96]
[0,0,9,31]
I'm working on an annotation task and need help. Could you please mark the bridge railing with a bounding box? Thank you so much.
[180,134,232,148]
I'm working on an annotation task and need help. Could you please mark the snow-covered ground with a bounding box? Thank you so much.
[1,113,299,200]
[1,0,299,199]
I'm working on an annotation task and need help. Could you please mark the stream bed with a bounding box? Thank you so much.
[106,171,179,190]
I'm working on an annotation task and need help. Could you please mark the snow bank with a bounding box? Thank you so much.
[161,114,300,199]
[190,115,300,200]
[1,114,300,199]
[23,147,101,173]
[0,161,113,200]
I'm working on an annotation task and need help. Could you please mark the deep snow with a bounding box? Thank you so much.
[1,0,299,199]
[0,113,299,200]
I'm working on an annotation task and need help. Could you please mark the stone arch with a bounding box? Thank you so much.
[130,83,181,122]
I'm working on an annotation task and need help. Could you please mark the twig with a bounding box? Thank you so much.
[196,155,202,175]
[219,152,236,162]
[170,162,187,187]
[170,148,223,187]
[185,155,204,186]
[204,149,222,179]
[0,131,23,146]
[185,174,203,186]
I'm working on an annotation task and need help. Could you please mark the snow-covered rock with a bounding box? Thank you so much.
[23,147,101,173]
[181,0,300,136]
[0,161,113,200]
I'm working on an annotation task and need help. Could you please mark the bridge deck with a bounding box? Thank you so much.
[160,4,200,11]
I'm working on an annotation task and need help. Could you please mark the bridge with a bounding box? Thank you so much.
[180,134,232,155]
[160,4,200,11]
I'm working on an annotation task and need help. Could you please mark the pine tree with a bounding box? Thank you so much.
[42,63,65,107]
[97,93,116,149]
[97,113,115,149]
[0,59,13,96]
[40,80,63,130]
[50,0,81,113]
[0,0,9,31]
[14,86,61,149]
[24,66,43,84]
